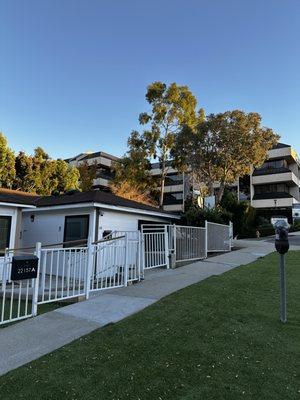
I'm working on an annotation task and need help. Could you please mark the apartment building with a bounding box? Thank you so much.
[250,142,300,221]
[65,151,120,190]
[66,142,300,219]
[150,161,188,212]
[150,142,300,217]
[150,163,252,212]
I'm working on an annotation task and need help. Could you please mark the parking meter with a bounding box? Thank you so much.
[274,220,289,323]
[275,220,289,254]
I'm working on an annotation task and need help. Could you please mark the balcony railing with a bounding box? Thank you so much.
[252,192,293,200]
[252,167,290,176]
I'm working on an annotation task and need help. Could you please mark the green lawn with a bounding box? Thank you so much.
[0,251,299,400]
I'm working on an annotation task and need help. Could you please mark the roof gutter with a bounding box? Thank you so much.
[0,202,36,209]
[93,202,180,219]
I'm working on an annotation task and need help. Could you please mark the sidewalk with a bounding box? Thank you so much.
[0,239,276,376]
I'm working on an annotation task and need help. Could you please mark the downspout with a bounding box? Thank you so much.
[94,208,100,243]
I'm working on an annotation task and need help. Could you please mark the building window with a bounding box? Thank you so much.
[64,215,89,247]
[163,192,184,205]
[255,184,288,195]
[255,159,288,173]
[0,216,12,256]
[165,173,184,186]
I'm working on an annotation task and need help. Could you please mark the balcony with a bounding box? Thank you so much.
[93,178,110,188]
[251,192,298,209]
[78,155,114,168]
[150,161,180,177]
[252,166,290,176]
[268,145,299,163]
[164,184,184,193]
[163,204,184,212]
[252,171,299,186]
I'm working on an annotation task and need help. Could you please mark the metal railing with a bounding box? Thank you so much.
[0,222,232,326]
[141,224,169,269]
[0,244,40,326]
[90,236,127,292]
[174,225,207,262]
[206,221,231,252]
[38,247,88,304]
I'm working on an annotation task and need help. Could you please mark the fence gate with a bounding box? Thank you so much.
[89,233,142,293]
[38,246,88,305]
[173,225,207,262]
[141,225,169,269]
[206,221,231,252]
[0,248,38,326]
[0,222,232,327]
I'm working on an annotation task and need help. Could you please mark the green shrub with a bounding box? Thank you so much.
[237,227,257,239]
[290,220,300,232]
[257,224,275,237]
[181,196,232,227]
[220,189,257,238]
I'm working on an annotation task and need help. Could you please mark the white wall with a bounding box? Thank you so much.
[21,206,173,247]
[22,207,96,248]
[20,206,174,279]
[98,209,170,239]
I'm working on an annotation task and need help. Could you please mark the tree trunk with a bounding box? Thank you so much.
[216,182,225,204]
[207,180,214,197]
[159,175,165,208]
[159,159,166,208]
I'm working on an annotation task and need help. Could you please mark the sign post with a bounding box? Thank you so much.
[32,242,41,316]
[274,220,289,324]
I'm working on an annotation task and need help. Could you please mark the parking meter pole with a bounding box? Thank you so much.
[274,219,289,324]
[279,254,287,323]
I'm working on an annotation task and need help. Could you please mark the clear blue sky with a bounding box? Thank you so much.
[1,0,299,159]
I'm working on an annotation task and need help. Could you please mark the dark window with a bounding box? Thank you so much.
[239,175,251,201]
[64,215,89,247]
[165,173,183,186]
[255,184,289,195]
[255,159,288,173]
[0,216,12,256]
[95,166,115,180]
[163,192,184,205]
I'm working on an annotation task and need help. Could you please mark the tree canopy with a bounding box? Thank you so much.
[0,133,16,188]
[136,81,199,207]
[172,110,279,203]
[110,131,158,206]
[0,132,80,195]
[77,160,97,192]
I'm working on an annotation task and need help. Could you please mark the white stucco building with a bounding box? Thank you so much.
[21,190,179,248]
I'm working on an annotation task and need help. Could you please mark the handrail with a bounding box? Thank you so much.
[206,221,230,227]
[0,235,127,254]
[92,235,125,245]
[1,238,88,253]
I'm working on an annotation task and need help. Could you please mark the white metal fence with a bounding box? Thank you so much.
[141,221,231,267]
[90,236,127,292]
[0,246,39,326]
[206,221,232,252]
[142,225,169,269]
[174,225,207,262]
[0,221,232,326]
[38,247,88,304]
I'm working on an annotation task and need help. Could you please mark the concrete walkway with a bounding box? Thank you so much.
[0,239,281,376]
